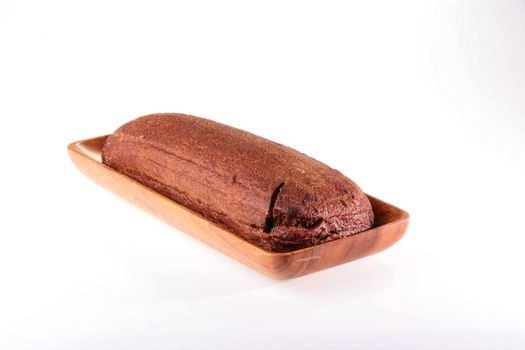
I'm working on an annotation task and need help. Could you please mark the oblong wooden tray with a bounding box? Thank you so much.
[68,136,409,279]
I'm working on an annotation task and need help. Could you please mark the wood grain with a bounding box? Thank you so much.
[68,135,409,279]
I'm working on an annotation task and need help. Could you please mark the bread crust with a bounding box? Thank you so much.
[102,113,374,252]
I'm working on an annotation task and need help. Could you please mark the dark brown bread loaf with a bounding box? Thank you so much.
[102,113,374,252]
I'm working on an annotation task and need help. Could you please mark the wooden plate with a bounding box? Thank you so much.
[68,136,409,279]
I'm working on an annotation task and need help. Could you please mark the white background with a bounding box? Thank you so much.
[1,1,525,349]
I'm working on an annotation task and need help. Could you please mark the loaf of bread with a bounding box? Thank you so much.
[102,113,374,252]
